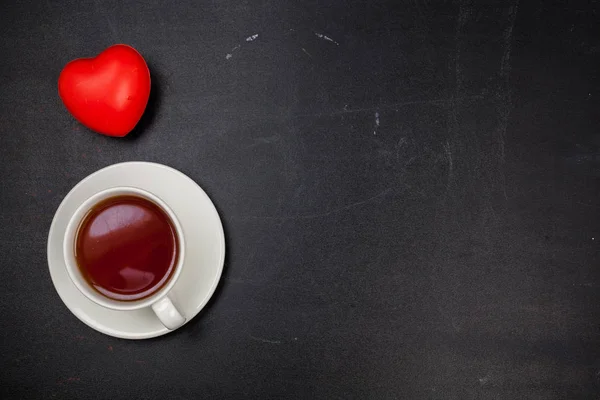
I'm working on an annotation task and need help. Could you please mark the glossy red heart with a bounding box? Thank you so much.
[58,44,151,137]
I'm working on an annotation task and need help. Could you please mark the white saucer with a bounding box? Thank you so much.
[47,162,225,339]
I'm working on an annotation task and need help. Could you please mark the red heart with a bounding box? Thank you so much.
[58,44,151,137]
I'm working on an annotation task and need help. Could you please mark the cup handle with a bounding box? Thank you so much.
[151,296,186,330]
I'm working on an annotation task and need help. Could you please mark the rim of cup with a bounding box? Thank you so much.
[62,186,185,311]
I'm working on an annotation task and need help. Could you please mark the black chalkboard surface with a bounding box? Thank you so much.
[1,0,599,398]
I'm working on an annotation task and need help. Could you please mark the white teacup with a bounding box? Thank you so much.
[63,186,186,330]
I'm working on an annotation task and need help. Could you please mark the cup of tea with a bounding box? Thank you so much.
[63,186,186,330]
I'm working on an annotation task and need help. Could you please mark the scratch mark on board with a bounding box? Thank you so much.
[573,282,596,287]
[454,0,471,97]
[395,137,407,161]
[314,32,339,45]
[225,36,258,60]
[500,1,519,80]
[250,335,282,344]
[245,135,281,149]
[496,0,519,165]
[225,45,241,60]
[444,140,453,189]
[301,48,312,57]
[373,111,380,135]
[478,374,490,385]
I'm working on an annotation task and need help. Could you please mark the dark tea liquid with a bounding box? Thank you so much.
[75,195,178,301]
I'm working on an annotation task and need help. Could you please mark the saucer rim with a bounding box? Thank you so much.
[47,161,225,339]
